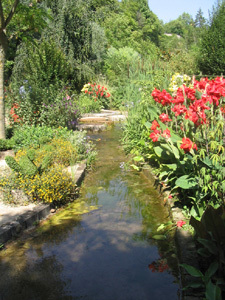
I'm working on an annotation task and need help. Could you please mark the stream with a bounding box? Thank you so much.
[0,125,181,300]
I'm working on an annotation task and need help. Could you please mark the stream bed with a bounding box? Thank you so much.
[0,125,181,300]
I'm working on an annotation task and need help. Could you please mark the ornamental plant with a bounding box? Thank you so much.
[148,75,225,215]
[81,82,111,109]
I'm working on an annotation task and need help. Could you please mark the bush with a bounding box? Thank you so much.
[15,165,75,204]
[78,93,103,113]
[104,46,140,85]
[0,139,13,151]
[11,125,70,151]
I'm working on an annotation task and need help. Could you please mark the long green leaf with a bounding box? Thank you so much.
[206,280,222,300]
[205,261,219,282]
[180,263,203,278]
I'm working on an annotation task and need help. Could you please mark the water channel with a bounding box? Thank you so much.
[0,125,181,300]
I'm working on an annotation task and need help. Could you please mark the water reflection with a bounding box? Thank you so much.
[0,125,181,300]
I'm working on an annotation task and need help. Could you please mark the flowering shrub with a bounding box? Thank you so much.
[148,75,225,214]
[15,165,74,203]
[81,82,111,109]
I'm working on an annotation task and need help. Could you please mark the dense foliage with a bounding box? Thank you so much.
[197,1,225,74]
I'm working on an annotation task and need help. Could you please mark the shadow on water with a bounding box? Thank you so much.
[0,125,181,300]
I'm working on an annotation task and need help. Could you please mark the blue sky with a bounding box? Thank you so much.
[148,0,217,23]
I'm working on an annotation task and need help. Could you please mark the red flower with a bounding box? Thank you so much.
[171,104,187,116]
[159,113,172,123]
[162,128,171,139]
[172,88,185,105]
[149,129,161,142]
[176,220,186,227]
[151,120,160,130]
[152,88,172,106]
[220,105,225,114]
[180,137,197,153]
[184,86,196,101]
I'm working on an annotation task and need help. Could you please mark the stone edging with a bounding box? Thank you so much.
[0,161,87,246]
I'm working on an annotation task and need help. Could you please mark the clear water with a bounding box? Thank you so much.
[0,125,181,300]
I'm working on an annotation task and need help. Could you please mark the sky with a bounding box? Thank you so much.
[148,0,217,23]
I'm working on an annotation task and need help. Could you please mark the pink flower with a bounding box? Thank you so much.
[176,220,186,228]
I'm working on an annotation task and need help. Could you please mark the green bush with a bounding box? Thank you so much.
[11,125,70,151]
[0,139,13,151]
[18,156,38,177]
[78,93,103,113]
[104,46,141,85]
[5,156,22,174]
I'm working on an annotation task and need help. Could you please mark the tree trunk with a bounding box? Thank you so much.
[0,43,5,139]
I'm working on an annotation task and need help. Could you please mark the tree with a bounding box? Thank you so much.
[198,1,225,74]
[0,0,48,139]
[0,0,19,139]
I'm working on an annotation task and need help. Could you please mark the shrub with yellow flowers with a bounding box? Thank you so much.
[15,165,75,203]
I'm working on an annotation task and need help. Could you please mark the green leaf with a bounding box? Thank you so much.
[175,175,198,189]
[145,121,152,129]
[162,163,177,171]
[206,280,222,300]
[157,224,166,231]
[180,264,203,278]
[159,171,168,180]
[184,282,204,289]
[198,238,218,255]
[133,156,144,162]
[205,261,219,282]
[169,143,180,159]
[130,164,140,171]
[152,234,167,240]
[154,146,164,158]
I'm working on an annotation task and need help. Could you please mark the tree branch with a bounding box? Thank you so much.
[0,1,5,29]
[5,0,20,28]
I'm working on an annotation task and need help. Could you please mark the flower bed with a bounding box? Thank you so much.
[148,76,225,217]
